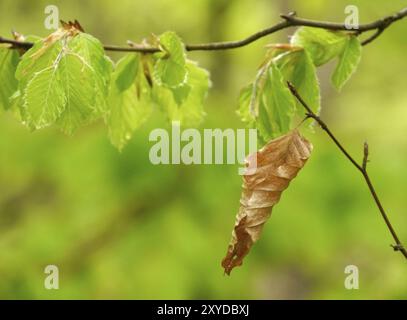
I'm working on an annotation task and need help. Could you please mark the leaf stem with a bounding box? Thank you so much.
[1,7,407,53]
[289,82,407,260]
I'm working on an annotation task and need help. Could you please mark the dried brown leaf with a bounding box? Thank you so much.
[221,130,313,275]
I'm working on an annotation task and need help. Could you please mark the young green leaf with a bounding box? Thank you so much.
[170,83,191,105]
[56,53,100,135]
[153,60,210,127]
[11,37,60,123]
[249,60,272,117]
[277,49,320,115]
[18,39,65,127]
[23,66,66,127]
[114,54,139,92]
[291,27,348,66]
[331,36,362,91]
[237,84,256,128]
[239,47,320,143]
[238,63,296,143]
[261,64,296,139]
[107,54,152,150]
[67,33,113,114]
[0,47,19,110]
[16,27,112,133]
[153,31,187,88]
[16,39,64,89]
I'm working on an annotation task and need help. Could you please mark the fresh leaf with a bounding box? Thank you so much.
[238,63,296,143]
[291,27,348,66]
[16,27,112,133]
[0,47,19,110]
[237,84,256,127]
[66,32,113,114]
[114,54,139,92]
[17,39,65,127]
[248,59,272,117]
[153,60,210,127]
[277,49,320,115]
[56,53,100,135]
[16,39,63,89]
[222,130,313,275]
[107,54,152,150]
[171,83,191,105]
[331,36,362,91]
[23,66,66,127]
[153,31,187,88]
[259,64,296,140]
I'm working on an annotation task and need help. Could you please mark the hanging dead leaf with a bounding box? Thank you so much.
[221,129,313,275]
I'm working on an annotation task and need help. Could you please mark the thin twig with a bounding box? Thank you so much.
[287,82,407,260]
[362,142,369,170]
[1,7,407,53]
[361,26,386,45]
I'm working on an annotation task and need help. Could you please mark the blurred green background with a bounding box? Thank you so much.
[0,0,406,299]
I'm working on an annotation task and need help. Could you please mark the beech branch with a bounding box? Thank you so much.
[0,7,406,53]
[287,82,407,260]
[1,7,406,262]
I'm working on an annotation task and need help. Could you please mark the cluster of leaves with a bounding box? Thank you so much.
[222,27,362,274]
[238,27,362,145]
[0,24,211,150]
[0,25,361,150]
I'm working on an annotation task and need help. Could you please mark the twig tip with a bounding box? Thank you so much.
[280,11,297,20]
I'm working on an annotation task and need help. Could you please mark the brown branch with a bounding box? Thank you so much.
[362,141,369,170]
[287,82,407,260]
[361,26,386,45]
[1,7,406,53]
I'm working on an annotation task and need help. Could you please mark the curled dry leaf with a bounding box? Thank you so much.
[221,130,313,275]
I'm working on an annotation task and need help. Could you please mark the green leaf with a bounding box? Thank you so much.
[114,54,139,92]
[8,89,25,122]
[171,83,191,105]
[16,28,112,133]
[238,63,296,142]
[16,39,63,89]
[23,66,66,127]
[291,27,348,66]
[153,31,187,88]
[331,36,362,91]
[248,60,272,117]
[277,49,320,115]
[13,38,62,123]
[260,64,296,139]
[153,60,210,127]
[56,53,99,135]
[17,38,65,127]
[237,84,256,128]
[0,47,19,110]
[107,54,152,150]
[67,33,113,114]
[236,52,277,122]
[108,83,152,151]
